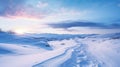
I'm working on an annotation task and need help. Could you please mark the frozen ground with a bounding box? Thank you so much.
[0,32,120,67]
[0,39,77,67]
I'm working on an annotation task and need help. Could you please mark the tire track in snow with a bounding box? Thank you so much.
[61,42,102,67]
[34,41,102,67]
[33,47,76,67]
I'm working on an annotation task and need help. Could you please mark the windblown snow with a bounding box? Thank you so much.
[0,32,120,67]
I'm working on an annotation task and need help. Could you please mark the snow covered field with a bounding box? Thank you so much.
[79,38,120,67]
[0,38,77,67]
[0,32,120,67]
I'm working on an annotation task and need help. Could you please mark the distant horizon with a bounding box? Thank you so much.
[0,28,120,35]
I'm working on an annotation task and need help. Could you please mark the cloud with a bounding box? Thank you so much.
[40,8,92,23]
[0,0,26,16]
[48,21,120,29]
[110,23,120,28]
[0,16,120,34]
[66,27,120,34]
[36,1,48,8]
[0,0,92,21]
[0,0,48,19]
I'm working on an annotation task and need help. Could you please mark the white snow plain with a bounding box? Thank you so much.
[0,35,120,67]
[0,39,77,67]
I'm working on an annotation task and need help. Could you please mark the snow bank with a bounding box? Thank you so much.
[0,39,77,67]
[79,38,120,67]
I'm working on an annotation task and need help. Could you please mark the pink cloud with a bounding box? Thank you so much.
[4,7,46,19]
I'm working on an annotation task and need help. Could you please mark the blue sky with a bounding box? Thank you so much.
[0,0,120,34]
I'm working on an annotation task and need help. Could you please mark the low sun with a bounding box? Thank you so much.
[14,28,27,35]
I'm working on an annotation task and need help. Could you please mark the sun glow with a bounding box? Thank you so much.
[14,28,27,35]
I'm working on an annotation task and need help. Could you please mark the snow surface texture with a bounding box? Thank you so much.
[0,33,120,67]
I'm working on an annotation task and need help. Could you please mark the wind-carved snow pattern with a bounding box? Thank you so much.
[0,32,120,67]
[60,41,102,67]
[34,39,103,67]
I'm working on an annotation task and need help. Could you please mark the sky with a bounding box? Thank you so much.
[0,0,120,34]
